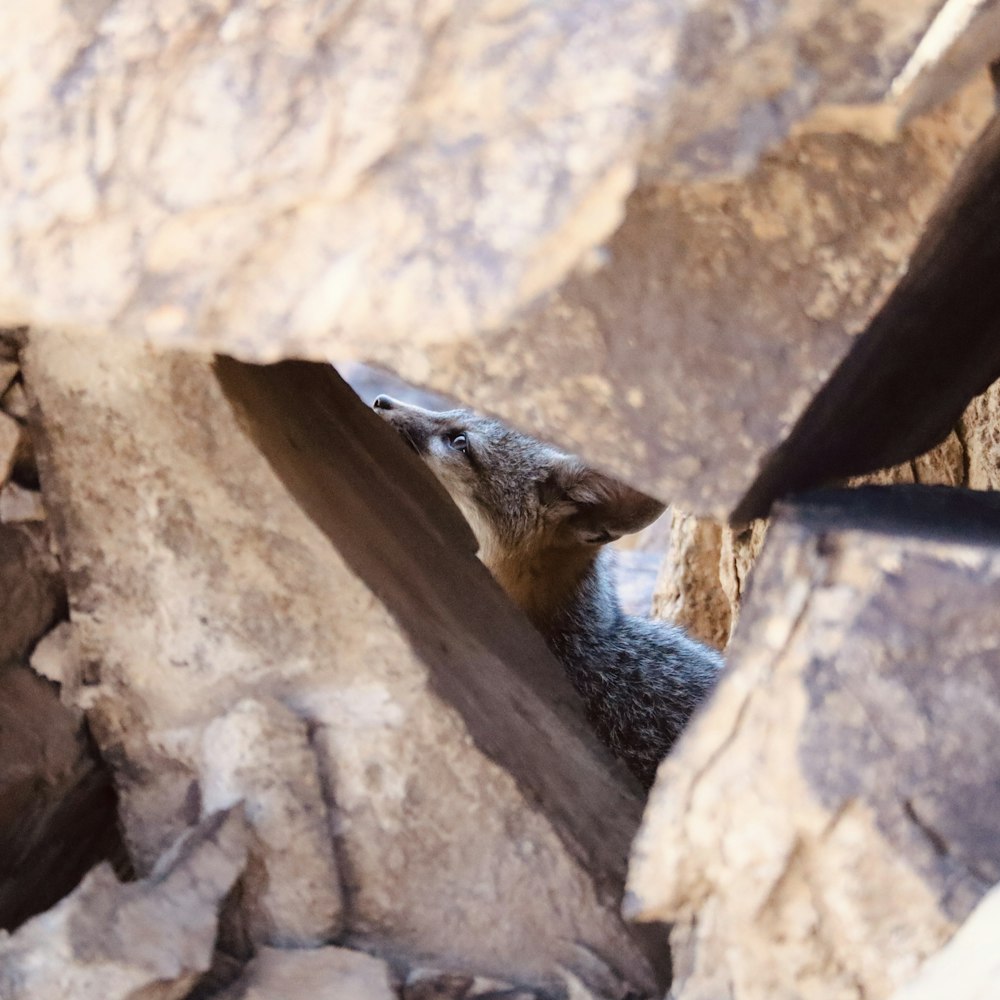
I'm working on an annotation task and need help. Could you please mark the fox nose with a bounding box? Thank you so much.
[373,394,397,411]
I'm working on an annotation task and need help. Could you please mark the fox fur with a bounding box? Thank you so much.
[374,394,723,788]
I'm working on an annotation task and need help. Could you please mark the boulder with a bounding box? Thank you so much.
[0,807,248,1000]
[24,329,653,994]
[628,487,1000,1000]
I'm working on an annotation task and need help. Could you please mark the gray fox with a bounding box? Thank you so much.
[373,394,723,788]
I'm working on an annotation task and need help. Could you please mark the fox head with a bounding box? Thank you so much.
[374,394,664,622]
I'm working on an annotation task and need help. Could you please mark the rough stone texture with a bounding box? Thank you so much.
[28,620,76,688]
[0,483,46,523]
[0,411,21,485]
[0,662,122,931]
[1,381,27,421]
[0,361,17,397]
[0,522,64,664]
[891,879,1000,1000]
[199,696,344,946]
[651,510,729,650]
[0,0,683,354]
[376,85,993,519]
[0,2,966,361]
[961,379,1000,489]
[218,945,396,1000]
[628,488,1000,1000]
[650,379,995,653]
[0,807,248,1000]
[24,329,651,993]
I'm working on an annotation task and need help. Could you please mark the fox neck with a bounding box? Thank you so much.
[484,543,607,638]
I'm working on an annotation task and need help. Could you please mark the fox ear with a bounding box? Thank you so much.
[541,461,665,545]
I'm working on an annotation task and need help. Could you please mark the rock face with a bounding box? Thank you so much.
[199,697,344,947]
[628,487,1000,1000]
[0,522,64,664]
[0,0,683,354]
[0,2,957,362]
[375,84,992,518]
[24,329,652,994]
[651,374,1000,655]
[219,945,396,1000]
[0,807,249,1000]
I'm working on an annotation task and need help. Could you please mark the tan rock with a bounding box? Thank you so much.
[0,362,17,397]
[893,0,1000,121]
[220,945,396,1000]
[24,329,651,992]
[379,85,992,518]
[0,411,21,485]
[651,509,729,650]
[0,522,63,664]
[0,482,45,522]
[0,0,686,354]
[628,488,1000,1000]
[200,696,344,945]
[962,379,1000,490]
[28,620,76,688]
[0,2,970,362]
[1,381,27,421]
[0,807,249,1000]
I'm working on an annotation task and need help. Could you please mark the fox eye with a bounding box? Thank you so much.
[446,432,468,452]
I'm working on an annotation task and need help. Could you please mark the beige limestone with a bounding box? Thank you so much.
[219,945,397,1000]
[24,328,649,992]
[0,807,249,1000]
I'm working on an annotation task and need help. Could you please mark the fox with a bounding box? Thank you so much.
[373,394,723,789]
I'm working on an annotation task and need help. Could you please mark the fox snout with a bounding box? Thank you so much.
[373,395,436,454]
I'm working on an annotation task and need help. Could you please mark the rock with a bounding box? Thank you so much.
[200,697,344,945]
[732,109,1000,522]
[651,510,730,649]
[0,482,46,522]
[219,945,396,1000]
[716,518,768,636]
[376,87,992,519]
[1,381,27,420]
[0,362,17,397]
[0,0,683,354]
[891,879,1000,1000]
[962,379,1000,489]
[0,806,249,1000]
[0,663,123,930]
[0,522,64,664]
[0,2,983,364]
[627,487,1000,1000]
[24,330,653,993]
[0,411,21,485]
[28,620,76,688]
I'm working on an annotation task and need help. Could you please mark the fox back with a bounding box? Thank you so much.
[374,394,723,787]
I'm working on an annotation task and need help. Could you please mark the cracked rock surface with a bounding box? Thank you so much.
[23,328,650,993]
[628,487,1000,1000]
[0,807,248,1000]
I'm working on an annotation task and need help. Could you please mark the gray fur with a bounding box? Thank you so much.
[374,394,723,789]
